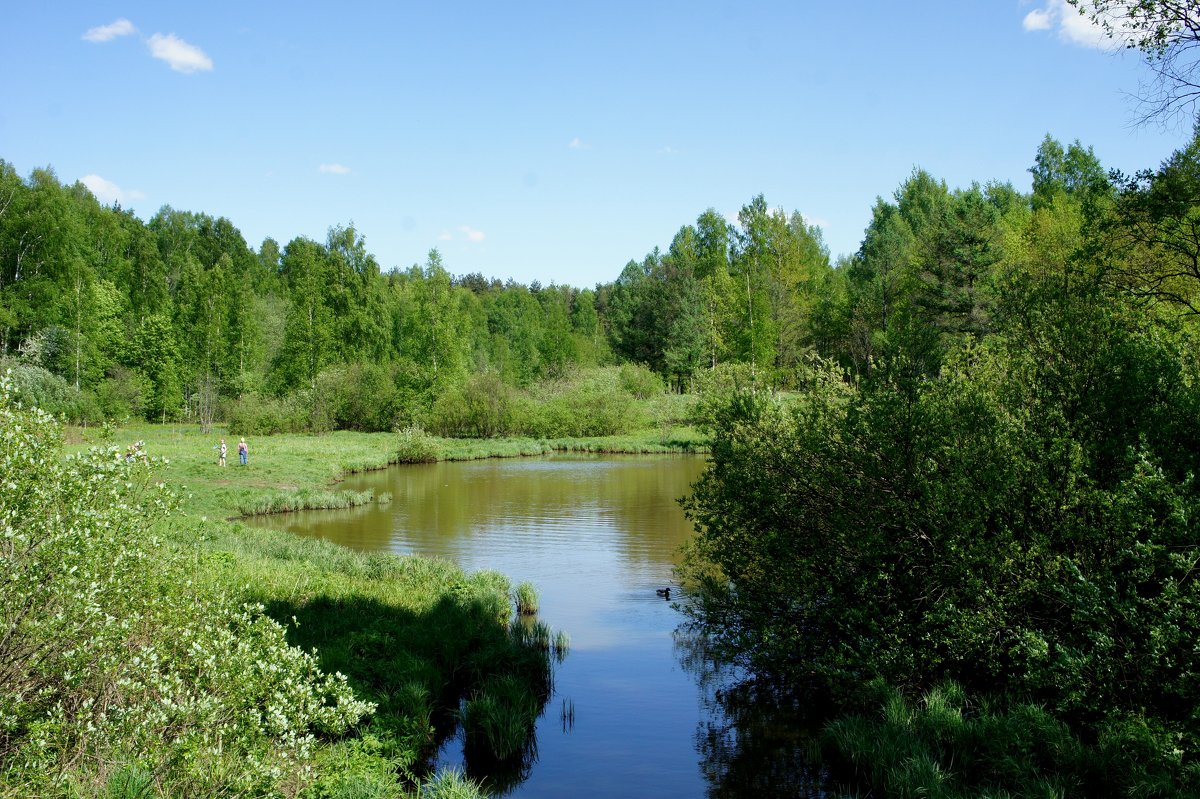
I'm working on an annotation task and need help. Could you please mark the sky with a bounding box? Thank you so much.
[0,1,1190,288]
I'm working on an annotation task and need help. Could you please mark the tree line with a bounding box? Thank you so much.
[3,125,1194,437]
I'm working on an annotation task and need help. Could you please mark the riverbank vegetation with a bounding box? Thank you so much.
[2,385,573,798]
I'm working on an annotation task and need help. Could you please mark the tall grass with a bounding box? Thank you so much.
[236,488,376,516]
[821,681,1199,798]
[417,768,486,799]
[461,675,542,761]
[514,581,539,616]
[552,631,571,662]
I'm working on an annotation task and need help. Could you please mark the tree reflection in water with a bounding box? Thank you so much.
[675,627,827,799]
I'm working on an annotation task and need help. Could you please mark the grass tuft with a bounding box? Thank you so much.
[514,581,539,616]
[236,488,375,516]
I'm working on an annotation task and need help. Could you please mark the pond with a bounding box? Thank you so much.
[248,454,812,797]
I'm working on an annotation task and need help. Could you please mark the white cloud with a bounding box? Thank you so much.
[83,18,137,42]
[569,137,591,150]
[318,163,352,175]
[437,231,453,241]
[1058,4,1114,48]
[147,32,213,73]
[459,225,486,242]
[1022,8,1053,31]
[656,145,680,156]
[1022,0,1116,50]
[81,174,145,204]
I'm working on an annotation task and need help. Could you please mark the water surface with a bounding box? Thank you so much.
[250,454,716,797]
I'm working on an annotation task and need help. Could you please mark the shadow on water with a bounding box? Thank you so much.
[674,625,830,799]
[263,589,555,793]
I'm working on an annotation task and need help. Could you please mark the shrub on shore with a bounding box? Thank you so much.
[0,376,373,797]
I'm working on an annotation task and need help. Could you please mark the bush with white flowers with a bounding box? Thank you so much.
[0,374,374,796]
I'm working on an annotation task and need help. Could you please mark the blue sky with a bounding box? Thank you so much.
[0,1,1187,287]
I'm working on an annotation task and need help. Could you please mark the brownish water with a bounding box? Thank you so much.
[250,454,716,796]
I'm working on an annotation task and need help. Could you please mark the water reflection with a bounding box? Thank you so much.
[674,628,827,799]
[255,456,701,575]
[248,454,820,797]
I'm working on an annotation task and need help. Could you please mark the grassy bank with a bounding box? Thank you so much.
[65,423,704,519]
[41,421,701,798]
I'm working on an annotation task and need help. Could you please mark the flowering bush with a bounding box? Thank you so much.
[0,374,373,797]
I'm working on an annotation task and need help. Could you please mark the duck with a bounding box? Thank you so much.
[655,587,672,599]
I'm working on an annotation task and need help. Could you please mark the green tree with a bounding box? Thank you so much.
[1102,127,1200,313]
[274,238,334,392]
[730,196,780,370]
[126,314,183,422]
[694,209,738,369]
[662,226,708,389]
[404,250,469,389]
[682,282,1200,762]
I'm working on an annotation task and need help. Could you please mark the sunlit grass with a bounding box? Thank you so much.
[514,581,539,616]
[237,488,376,516]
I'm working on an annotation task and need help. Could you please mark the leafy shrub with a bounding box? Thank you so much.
[529,367,643,437]
[427,372,516,438]
[225,391,310,435]
[0,375,374,796]
[0,360,86,420]
[93,365,148,421]
[686,361,772,431]
[682,292,1200,789]
[317,363,404,433]
[395,426,440,463]
[618,362,665,399]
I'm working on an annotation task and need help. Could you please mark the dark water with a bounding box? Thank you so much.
[248,454,813,797]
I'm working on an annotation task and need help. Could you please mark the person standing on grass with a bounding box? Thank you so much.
[238,437,248,466]
[218,438,227,467]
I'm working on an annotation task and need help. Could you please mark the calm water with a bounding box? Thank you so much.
[248,454,809,797]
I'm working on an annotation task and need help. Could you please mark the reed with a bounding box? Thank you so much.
[461,675,541,761]
[560,697,576,732]
[514,581,539,615]
[511,619,552,651]
[821,682,1108,798]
